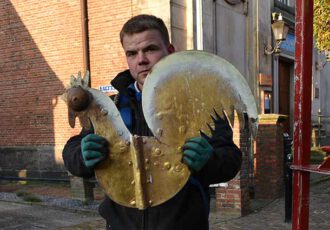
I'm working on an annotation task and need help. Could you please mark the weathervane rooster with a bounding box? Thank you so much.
[61,50,258,210]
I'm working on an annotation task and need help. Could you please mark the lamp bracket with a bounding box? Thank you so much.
[264,40,283,55]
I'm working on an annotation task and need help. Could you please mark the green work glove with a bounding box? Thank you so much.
[182,137,214,172]
[81,134,108,168]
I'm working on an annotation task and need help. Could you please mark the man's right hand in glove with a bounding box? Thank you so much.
[81,134,108,168]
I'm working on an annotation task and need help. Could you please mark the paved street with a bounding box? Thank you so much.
[0,200,102,230]
[1,196,328,230]
[0,174,329,230]
[210,195,330,229]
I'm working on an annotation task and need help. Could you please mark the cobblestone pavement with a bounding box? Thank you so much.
[1,174,329,229]
[210,195,330,229]
[0,200,102,230]
[55,195,329,230]
[58,174,330,230]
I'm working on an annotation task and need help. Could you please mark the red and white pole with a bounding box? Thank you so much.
[292,0,314,229]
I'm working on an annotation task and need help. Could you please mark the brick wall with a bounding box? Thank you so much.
[254,114,285,199]
[88,1,133,89]
[0,0,85,178]
[0,0,83,146]
[211,113,287,215]
[215,114,251,217]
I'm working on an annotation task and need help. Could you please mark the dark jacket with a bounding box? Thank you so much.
[62,70,242,230]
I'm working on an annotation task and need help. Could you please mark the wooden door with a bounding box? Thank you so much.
[279,59,293,134]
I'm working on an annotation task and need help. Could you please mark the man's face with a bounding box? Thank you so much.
[122,29,174,91]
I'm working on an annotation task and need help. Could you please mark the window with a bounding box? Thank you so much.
[276,0,295,7]
[264,91,272,114]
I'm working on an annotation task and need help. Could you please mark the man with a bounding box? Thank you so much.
[62,14,242,230]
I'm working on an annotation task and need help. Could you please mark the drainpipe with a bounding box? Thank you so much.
[195,0,203,50]
[273,56,279,113]
[81,0,91,86]
[213,0,217,54]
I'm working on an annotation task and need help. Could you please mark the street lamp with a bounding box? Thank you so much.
[265,13,289,55]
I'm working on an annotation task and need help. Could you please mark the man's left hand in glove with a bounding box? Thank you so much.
[182,137,214,172]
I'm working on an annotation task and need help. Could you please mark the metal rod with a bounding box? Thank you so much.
[81,0,91,87]
[318,109,321,147]
[0,176,69,183]
[292,0,314,229]
[0,176,97,184]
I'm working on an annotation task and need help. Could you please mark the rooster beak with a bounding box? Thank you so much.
[68,109,76,128]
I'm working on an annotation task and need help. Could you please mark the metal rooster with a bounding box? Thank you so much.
[61,50,258,210]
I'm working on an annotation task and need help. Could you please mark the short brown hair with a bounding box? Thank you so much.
[120,14,170,46]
